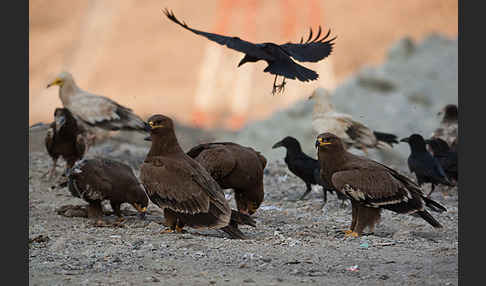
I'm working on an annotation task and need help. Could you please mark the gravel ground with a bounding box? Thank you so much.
[29,133,458,286]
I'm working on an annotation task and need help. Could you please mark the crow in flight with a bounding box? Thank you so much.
[163,9,336,95]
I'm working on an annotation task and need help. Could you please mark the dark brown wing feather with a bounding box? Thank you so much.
[186,143,237,180]
[140,155,230,227]
[331,169,425,214]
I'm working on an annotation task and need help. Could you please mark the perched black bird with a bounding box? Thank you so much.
[272,136,346,204]
[44,108,87,180]
[425,138,458,183]
[163,9,336,95]
[401,134,454,197]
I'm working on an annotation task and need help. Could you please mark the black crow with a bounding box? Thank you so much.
[272,136,346,204]
[163,9,336,95]
[401,134,454,197]
[425,137,458,183]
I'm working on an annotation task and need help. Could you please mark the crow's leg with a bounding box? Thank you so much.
[427,184,436,198]
[276,77,287,94]
[272,75,279,95]
[299,183,312,200]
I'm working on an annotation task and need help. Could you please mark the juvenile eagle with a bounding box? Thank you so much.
[67,157,149,226]
[163,9,336,95]
[316,132,446,237]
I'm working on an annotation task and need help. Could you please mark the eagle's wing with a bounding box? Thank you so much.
[66,93,146,131]
[140,156,229,217]
[186,143,237,180]
[163,9,273,61]
[279,26,336,63]
[331,168,423,213]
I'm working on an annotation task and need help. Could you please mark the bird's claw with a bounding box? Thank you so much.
[344,231,359,238]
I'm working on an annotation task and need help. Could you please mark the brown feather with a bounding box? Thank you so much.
[186,142,266,215]
[316,132,446,236]
[67,157,149,219]
[141,115,255,237]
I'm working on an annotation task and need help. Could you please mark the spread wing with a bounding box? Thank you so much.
[66,92,146,131]
[280,26,336,63]
[163,9,273,61]
[140,156,229,216]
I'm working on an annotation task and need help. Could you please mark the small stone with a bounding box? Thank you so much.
[379,274,389,280]
[243,278,255,283]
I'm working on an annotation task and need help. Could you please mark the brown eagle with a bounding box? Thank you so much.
[140,114,256,239]
[66,157,149,226]
[186,142,267,215]
[315,132,446,237]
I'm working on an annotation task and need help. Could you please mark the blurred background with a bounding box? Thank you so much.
[29,0,458,169]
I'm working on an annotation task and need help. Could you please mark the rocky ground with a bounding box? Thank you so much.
[29,129,458,286]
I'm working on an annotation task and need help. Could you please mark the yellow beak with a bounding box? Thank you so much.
[148,121,164,129]
[47,78,62,88]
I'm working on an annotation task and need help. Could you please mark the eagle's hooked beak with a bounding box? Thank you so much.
[315,137,332,148]
[47,78,63,88]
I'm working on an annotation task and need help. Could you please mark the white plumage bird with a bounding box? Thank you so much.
[309,87,398,154]
[47,71,148,133]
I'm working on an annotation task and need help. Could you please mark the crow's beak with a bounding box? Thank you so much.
[400,137,410,143]
[272,141,283,149]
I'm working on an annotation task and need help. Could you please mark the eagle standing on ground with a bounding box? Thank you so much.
[316,132,446,237]
[44,108,87,180]
[309,87,398,155]
[272,136,346,205]
[140,114,256,239]
[66,157,149,226]
[163,9,336,95]
[186,142,267,215]
[46,71,148,138]
[401,134,454,197]
[431,104,458,147]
